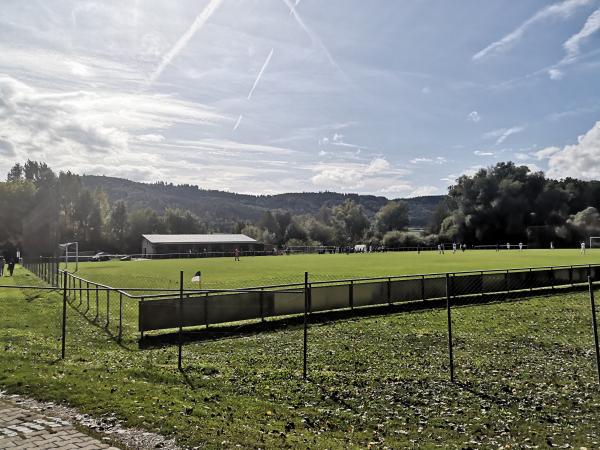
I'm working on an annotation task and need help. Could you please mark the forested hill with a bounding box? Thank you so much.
[81,175,443,227]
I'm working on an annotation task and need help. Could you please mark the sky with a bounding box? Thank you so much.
[1,0,600,198]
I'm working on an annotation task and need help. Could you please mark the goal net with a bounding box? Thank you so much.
[58,242,79,271]
[589,237,600,248]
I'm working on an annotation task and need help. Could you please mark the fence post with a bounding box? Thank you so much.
[349,280,354,310]
[79,278,82,306]
[118,292,123,343]
[178,270,184,371]
[480,271,484,298]
[303,271,309,380]
[61,272,67,360]
[95,285,99,322]
[588,276,600,386]
[421,275,426,302]
[387,277,392,305]
[86,281,90,312]
[446,273,455,383]
[260,289,265,322]
[205,292,209,328]
[140,296,145,341]
[106,289,110,328]
[530,268,533,292]
[506,270,510,296]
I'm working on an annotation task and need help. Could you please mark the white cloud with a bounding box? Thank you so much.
[483,126,525,145]
[136,134,166,143]
[408,185,440,197]
[534,146,562,159]
[441,165,485,184]
[410,156,448,164]
[544,121,600,179]
[0,74,226,177]
[473,0,592,60]
[468,111,481,122]
[474,150,495,156]
[310,157,414,195]
[524,163,541,172]
[160,138,297,156]
[548,68,564,80]
[514,152,531,160]
[562,8,600,63]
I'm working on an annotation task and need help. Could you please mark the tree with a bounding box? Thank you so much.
[307,219,335,245]
[73,190,95,241]
[284,221,307,243]
[258,211,279,234]
[566,207,600,241]
[7,163,23,182]
[241,224,263,241]
[375,201,409,233]
[163,208,206,234]
[332,199,370,242]
[109,201,128,246]
[126,208,164,252]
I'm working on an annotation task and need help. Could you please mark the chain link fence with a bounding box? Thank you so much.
[2,259,600,386]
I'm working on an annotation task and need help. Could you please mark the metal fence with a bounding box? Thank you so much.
[5,259,600,384]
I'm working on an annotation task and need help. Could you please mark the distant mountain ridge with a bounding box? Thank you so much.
[81,175,444,228]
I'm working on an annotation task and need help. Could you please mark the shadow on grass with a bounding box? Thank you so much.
[140,285,589,349]
[66,299,135,352]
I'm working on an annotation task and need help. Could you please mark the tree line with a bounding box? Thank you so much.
[428,162,600,247]
[2,160,599,258]
[0,161,411,256]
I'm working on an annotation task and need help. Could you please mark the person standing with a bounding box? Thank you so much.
[581,241,586,255]
[518,242,523,251]
[7,258,15,276]
[234,248,240,261]
[452,242,457,254]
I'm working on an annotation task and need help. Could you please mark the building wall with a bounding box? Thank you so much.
[141,240,262,255]
[142,239,155,255]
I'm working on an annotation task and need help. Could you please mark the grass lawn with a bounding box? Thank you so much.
[1,266,600,448]
[70,249,600,291]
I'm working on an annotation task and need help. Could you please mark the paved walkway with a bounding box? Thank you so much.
[0,400,119,450]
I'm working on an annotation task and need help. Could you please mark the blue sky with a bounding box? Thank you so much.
[1,0,599,198]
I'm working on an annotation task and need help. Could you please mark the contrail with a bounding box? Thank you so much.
[281,0,347,80]
[247,48,274,100]
[289,0,302,15]
[147,0,224,87]
[233,114,243,131]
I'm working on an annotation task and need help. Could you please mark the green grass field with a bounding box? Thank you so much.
[1,267,599,448]
[71,249,600,291]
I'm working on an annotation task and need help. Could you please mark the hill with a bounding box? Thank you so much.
[81,175,443,227]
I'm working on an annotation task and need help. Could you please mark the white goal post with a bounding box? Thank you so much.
[59,242,79,271]
[590,237,600,249]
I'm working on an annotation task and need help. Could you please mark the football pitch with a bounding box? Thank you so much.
[71,248,600,291]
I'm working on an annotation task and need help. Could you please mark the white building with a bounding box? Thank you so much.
[141,234,261,255]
